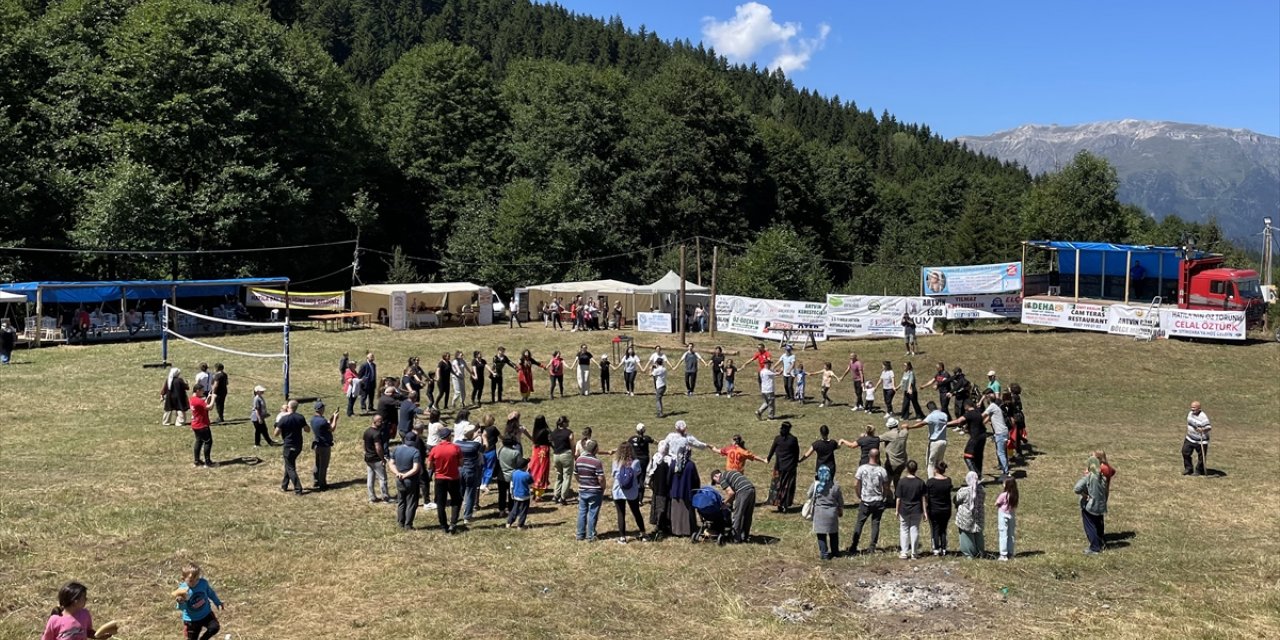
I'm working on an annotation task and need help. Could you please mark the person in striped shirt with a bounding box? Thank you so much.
[574,439,605,541]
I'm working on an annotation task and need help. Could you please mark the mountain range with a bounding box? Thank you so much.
[958,120,1279,244]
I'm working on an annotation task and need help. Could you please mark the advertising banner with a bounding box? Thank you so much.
[942,293,1022,320]
[714,295,828,341]
[922,262,1022,296]
[246,287,345,311]
[1019,299,1109,331]
[390,291,407,331]
[1106,304,1164,337]
[637,312,672,333]
[825,295,941,338]
[1159,309,1246,340]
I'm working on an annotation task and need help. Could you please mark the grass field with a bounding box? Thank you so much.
[1,324,1278,640]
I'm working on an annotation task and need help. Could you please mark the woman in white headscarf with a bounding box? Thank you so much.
[162,367,190,426]
[954,470,985,558]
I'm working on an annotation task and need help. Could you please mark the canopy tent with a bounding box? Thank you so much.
[1023,240,1194,302]
[350,282,491,325]
[523,278,642,325]
[0,277,289,304]
[0,277,290,346]
[641,271,709,294]
[0,291,25,304]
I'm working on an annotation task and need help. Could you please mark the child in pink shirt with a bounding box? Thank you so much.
[995,478,1019,561]
[42,582,111,640]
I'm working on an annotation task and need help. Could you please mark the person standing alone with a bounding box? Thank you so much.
[209,363,228,423]
[274,400,310,495]
[1182,401,1211,475]
[310,401,338,491]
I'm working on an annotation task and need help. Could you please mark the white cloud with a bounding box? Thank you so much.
[701,3,830,73]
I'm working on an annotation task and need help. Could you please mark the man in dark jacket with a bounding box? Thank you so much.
[357,352,377,413]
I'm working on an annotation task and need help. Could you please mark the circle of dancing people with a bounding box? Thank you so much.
[167,343,1236,565]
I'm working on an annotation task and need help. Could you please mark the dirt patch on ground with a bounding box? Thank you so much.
[751,561,995,636]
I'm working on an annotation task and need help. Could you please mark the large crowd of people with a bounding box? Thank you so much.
[154,338,1111,560]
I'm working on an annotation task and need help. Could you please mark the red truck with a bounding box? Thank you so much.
[1179,254,1267,323]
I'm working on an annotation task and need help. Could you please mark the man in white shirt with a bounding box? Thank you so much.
[1182,401,1211,476]
[755,359,780,421]
[983,390,1010,479]
[651,358,668,418]
[915,401,950,476]
[849,447,890,555]
[778,345,797,402]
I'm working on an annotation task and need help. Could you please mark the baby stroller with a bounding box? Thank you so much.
[691,486,732,545]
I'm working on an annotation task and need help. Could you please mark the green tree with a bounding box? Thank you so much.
[372,41,507,241]
[1021,151,1127,242]
[384,246,421,284]
[720,225,832,301]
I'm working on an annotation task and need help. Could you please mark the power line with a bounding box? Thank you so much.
[0,240,357,256]
[361,240,684,268]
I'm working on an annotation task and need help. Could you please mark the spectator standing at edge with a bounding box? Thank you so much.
[274,400,310,495]
[1182,401,1211,475]
[392,431,423,529]
[209,363,228,423]
[310,401,338,491]
[358,353,377,414]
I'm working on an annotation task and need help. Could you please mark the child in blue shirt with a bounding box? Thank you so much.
[175,563,223,640]
[506,458,534,529]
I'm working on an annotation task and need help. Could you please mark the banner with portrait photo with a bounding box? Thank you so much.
[922,262,1022,296]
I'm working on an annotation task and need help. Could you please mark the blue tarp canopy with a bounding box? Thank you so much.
[0,278,289,304]
[1025,241,1199,280]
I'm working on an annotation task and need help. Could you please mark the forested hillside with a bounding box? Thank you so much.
[0,0,1240,297]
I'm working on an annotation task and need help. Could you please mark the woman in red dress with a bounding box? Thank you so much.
[517,349,542,402]
[528,415,552,500]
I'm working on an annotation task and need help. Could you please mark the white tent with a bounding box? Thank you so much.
[526,278,638,294]
[642,270,709,293]
[350,282,492,326]
[0,291,26,303]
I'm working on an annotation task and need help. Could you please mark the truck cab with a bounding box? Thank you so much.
[1184,266,1267,324]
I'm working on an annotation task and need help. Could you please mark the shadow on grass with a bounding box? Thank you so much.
[1014,550,1046,558]
[215,456,264,466]
[1104,531,1136,543]
[469,521,564,531]
[323,477,367,491]
[1204,469,1228,478]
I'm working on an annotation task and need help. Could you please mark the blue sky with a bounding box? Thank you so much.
[551,1,1280,138]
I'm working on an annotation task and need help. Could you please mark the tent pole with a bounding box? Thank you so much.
[1158,253,1164,301]
[1074,249,1081,301]
[710,245,718,338]
[34,286,42,347]
[679,244,687,345]
[1100,251,1107,298]
[1124,251,1132,304]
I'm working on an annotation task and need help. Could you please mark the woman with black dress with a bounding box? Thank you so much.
[767,421,800,512]
[435,353,452,409]
[924,460,954,556]
[470,351,486,407]
[161,367,190,426]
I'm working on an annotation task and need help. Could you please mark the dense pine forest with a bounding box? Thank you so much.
[0,0,1241,297]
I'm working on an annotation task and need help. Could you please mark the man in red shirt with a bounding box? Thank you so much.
[189,388,215,468]
[427,428,463,533]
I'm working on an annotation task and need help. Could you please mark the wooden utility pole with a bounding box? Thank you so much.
[709,245,718,338]
[679,244,687,345]
[696,237,702,286]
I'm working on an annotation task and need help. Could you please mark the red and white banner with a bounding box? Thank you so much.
[246,288,345,311]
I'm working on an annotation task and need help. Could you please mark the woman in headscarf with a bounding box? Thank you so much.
[954,470,985,558]
[1074,454,1110,555]
[667,447,701,539]
[767,421,800,513]
[528,415,552,501]
[516,350,543,402]
[809,465,844,560]
[161,368,190,426]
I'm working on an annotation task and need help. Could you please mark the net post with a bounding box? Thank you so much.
[283,323,291,400]
[161,303,169,363]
